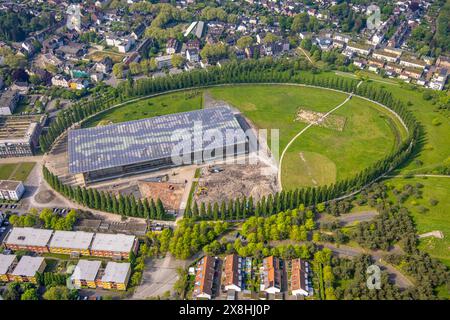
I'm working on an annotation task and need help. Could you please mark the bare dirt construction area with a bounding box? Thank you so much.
[296,108,347,131]
[194,161,278,204]
[138,181,185,211]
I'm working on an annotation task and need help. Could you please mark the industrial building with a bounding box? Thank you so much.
[68,106,248,184]
[0,115,46,158]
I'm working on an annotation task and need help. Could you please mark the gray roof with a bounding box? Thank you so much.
[0,254,17,275]
[49,230,94,250]
[101,262,131,283]
[68,106,246,174]
[71,260,101,281]
[11,256,45,277]
[5,227,53,247]
[90,233,136,254]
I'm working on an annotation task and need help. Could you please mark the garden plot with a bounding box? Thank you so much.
[295,108,347,131]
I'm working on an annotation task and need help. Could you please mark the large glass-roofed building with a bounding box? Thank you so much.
[68,106,248,184]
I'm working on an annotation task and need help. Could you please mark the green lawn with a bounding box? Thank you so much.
[280,95,406,189]
[207,84,349,150]
[387,177,450,266]
[83,90,204,127]
[0,162,35,181]
[333,71,450,175]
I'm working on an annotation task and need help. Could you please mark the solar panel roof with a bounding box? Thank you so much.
[68,106,246,174]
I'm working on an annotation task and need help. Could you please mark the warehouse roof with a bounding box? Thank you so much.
[5,227,53,247]
[68,106,246,174]
[101,262,131,283]
[0,254,17,275]
[91,233,136,253]
[49,231,94,250]
[11,256,45,277]
[71,260,101,281]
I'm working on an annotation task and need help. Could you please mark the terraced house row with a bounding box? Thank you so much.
[0,254,46,284]
[2,227,139,260]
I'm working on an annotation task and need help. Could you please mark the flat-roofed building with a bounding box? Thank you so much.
[0,180,25,200]
[260,256,282,294]
[0,115,46,158]
[4,227,53,253]
[193,255,216,300]
[0,90,19,115]
[68,107,248,184]
[222,254,243,292]
[0,254,17,282]
[71,260,101,289]
[290,258,310,296]
[9,256,46,284]
[90,233,138,259]
[100,262,131,290]
[49,231,94,256]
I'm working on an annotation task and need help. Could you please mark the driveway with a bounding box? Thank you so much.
[131,254,188,299]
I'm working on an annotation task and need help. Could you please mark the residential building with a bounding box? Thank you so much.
[166,38,179,55]
[101,262,131,290]
[71,260,101,289]
[48,231,94,256]
[155,55,173,69]
[260,256,282,294]
[0,254,17,282]
[400,55,427,69]
[222,254,243,292]
[3,227,53,253]
[0,180,25,201]
[95,57,113,74]
[9,256,46,284]
[346,42,372,56]
[51,75,70,88]
[193,255,216,300]
[0,91,20,115]
[436,55,450,70]
[186,49,199,63]
[290,258,310,296]
[372,49,400,63]
[90,233,139,259]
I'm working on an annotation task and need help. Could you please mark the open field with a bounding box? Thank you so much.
[83,90,203,128]
[387,177,450,267]
[0,162,36,181]
[280,95,407,189]
[333,71,450,175]
[85,50,125,64]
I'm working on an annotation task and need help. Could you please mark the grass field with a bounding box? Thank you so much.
[333,71,450,175]
[280,95,407,189]
[387,177,450,267]
[83,90,203,127]
[0,162,36,181]
[207,85,405,189]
